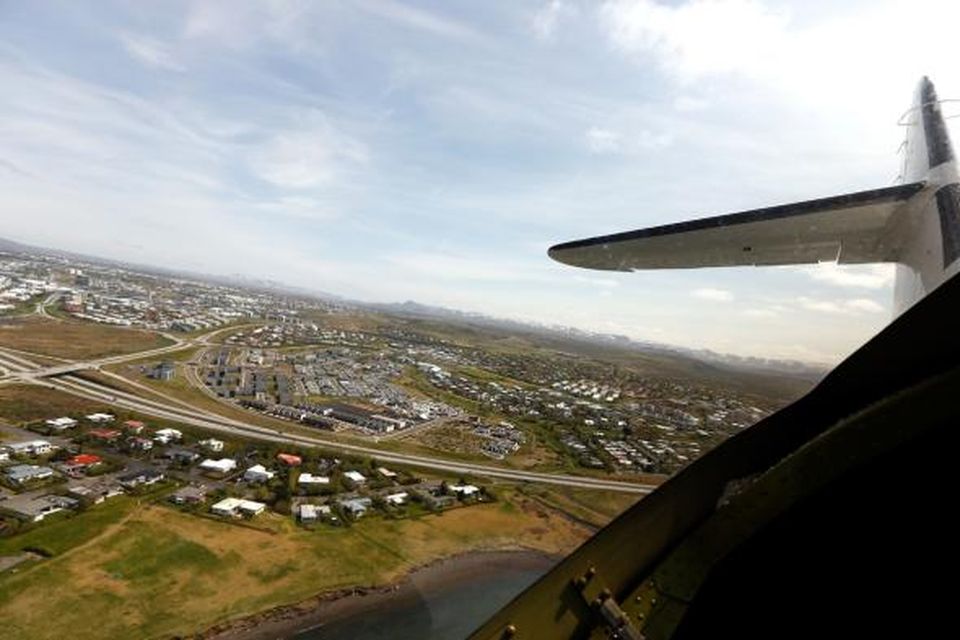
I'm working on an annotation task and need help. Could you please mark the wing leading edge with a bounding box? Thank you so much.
[548,182,925,271]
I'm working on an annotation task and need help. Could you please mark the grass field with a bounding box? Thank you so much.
[0,317,173,360]
[0,384,105,423]
[0,497,138,557]
[0,490,592,640]
[519,484,642,529]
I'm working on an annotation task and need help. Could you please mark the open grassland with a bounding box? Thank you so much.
[0,384,104,423]
[102,344,203,368]
[0,490,590,640]
[518,484,643,529]
[0,497,138,558]
[0,317,173,360]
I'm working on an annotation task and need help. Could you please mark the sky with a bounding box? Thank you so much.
[2,0,959,364]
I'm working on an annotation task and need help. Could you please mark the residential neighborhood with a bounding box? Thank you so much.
[0,407,495,552]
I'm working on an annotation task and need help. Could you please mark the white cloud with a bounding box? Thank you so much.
[744,308,778,318]
[574,275,620,289]
[356,0,494,47]
[119,33,184,71]
[597,0,960,115]
[845,298,884,313]
[802,263,894,289]
[797,296,885,315]
[599,0,788,80]
[254,196,339,221]
[673,95,709,112]
[637,129,673,149]
[248,118,368,189]
[586,127,621,154]
[693,287,733,302]
[531,1,570,41]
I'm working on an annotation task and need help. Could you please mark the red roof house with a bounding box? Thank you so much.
[122,420,146,433]
[276,453,302,466]
[68,453,102,467]
[88,428,121,441]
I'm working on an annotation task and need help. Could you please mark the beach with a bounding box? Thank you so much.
[193,549,559,640]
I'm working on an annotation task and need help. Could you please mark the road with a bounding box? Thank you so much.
[0,328,657,495]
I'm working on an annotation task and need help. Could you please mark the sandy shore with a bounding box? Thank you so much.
[188,549,558,640]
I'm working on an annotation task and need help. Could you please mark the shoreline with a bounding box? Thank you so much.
[189,548,559,640]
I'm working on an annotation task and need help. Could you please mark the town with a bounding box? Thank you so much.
[193,322,772,475]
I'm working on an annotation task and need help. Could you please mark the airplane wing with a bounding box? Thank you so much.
[548,182,925,271]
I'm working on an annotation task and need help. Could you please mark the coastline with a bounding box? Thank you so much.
[189,548,559,640]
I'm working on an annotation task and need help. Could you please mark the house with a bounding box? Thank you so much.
[276,453,302,467]
[243,464,275,483]
[122,419,146,433]
[297,473,330,487]
[153,428,182,444]
[45,416,78,431]
[297,503,331,522]
[127,436,153,451]
[3,495,79,522]
[88,428,122,442]
[150,361,176,381]
[5,464,54,484]
[163,448,199,464]
[67,480,123,504]
[377,467,398,479]
[86,413,115,423]
[423,493,456,510]
[169,485,208,505]
[449,483,480,497]
[118,468,164,489]
[8,440,55,456]
[339,497,373,518]
[0,449,9,463]
[384,492,409,506]
[66,453,102,468]
[199,438,224,453]
[211,497,266,518]
[199,458,237,474]
[343,470,367,485]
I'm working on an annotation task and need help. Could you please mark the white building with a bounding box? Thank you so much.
[449,483,480,497]
[86,413,115,423]
[297,473,330,487]
[377,467,398,478]
[199,458,237,474]
[199,438,224,453]
[8,440,55,456]
[298,503,331,522]
[45,417,78,431]
[211,497,266,517]
[154,428,183,444]
[243,464,275,483]
[343,470,367,485]
[385,492,409,506]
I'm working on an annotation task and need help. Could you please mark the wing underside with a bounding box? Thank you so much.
[548,182,925,271]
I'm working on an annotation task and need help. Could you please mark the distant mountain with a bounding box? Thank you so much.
[366,299,829,379]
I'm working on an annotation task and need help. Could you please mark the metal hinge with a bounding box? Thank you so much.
[573,566,645,640]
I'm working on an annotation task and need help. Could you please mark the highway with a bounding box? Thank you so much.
[0,336,656,495]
